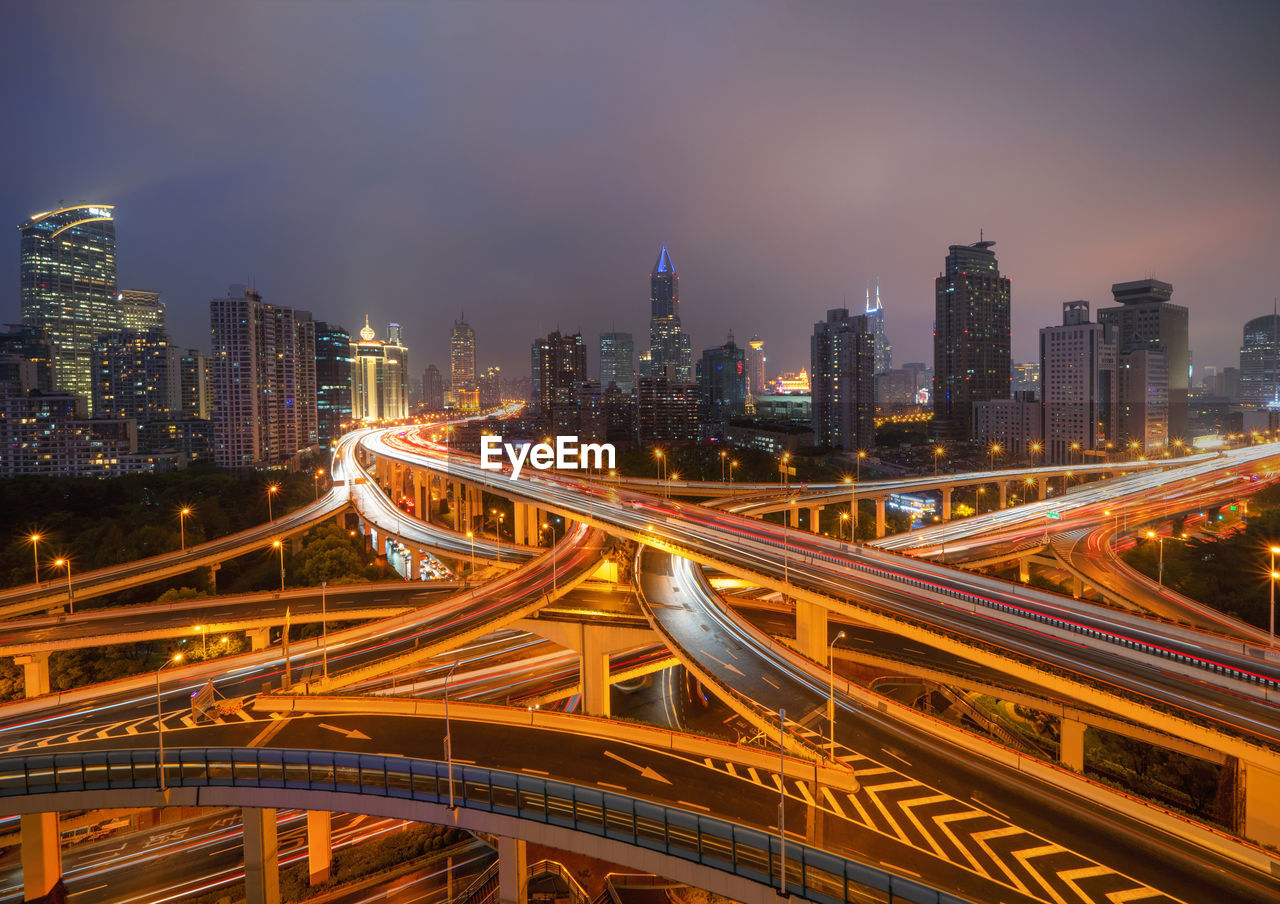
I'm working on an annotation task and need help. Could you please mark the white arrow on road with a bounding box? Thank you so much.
[319,723,371,741]
[604,750,671,784]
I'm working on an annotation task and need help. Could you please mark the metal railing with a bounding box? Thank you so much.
[0,747,972,904]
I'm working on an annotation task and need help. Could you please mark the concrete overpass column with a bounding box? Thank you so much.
[1037,476,1048,499]
[940,487,952,521]
[469,487,483,530]
[874,497,887,539]
[407,548,419,581]
[789,505,801,528]
[248,627,271,651]
[20,812,61,901]
[1018,555,1031,583]
[794,599,829,663]
[1242,761,1280,847]
[513,502,527,545]
[580,626,613,718]
[243,807,281,904]
[808,506,821,533]
[999,482,1008,509]
[529,507,542,544]
[209,562,220,594]
[450,481,462,528]
[290,535,302,555]
[306,811,332,886]
[497,836,528,904]
[1059,719,1086,771]
[14,653,50,698]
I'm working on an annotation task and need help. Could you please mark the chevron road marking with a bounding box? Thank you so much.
[897,793,952,857]
[932,809,991,876]
[1058,866,1117,902]
[820,786,845,818]
[1012,844,1069,904]
[841,790,872,826]
[793,781,815,805]
[1106,889,1165,903]
[860,780,918,841]
[972,826,1035,896]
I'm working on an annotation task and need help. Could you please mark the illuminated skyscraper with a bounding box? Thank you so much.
[746,336,767,396]
[19,203,118,411]
[118,290,165,332]
[351,316,409,422]
[931,238,1011,442]
[91,328,181,424]
[423,364,444,410]
[866,284,892,374]
[599,332,635,394]
[315,322,353,443]
[450,316,477,409]
[697,332,748,430]
[1039,301,1116,464]
[1239,313,1280,408]
[647,246,692,382]
[811,308,875,451]
[532,330,586,432]
[1098,278,1187,446]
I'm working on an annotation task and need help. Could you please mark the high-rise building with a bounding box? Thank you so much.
[423,364,444,410]
[479,365,502,410]
[697,333,748,431]
[746,336,767,396]
[599,332,635,395]
[810,308,876,452]
[178,349,212,420]
[1039,301,1116,464]
[19,203,118,411]
[210,285,317,469]
[315,322,353,443]
[972,393,1042,459]
[350,316,409,422]
[866,284,892,374]
[1012,362,1041,398]
[1239,314,1280,408]
[532,331,587,432]
[931,238,1011,442]
[1098,278,1188,445]
[91,328,181,425]
[635,375,699,446]
[647,246,693,382]
[1118,349,1169,453]
[118,290,165,332]
[0,327,54,395]
[450,316,477,407]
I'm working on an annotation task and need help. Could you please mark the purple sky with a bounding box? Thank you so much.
[3,2,1278,381]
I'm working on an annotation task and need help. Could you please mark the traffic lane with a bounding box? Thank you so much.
[46,714,1044,904]
[324,842,492,904]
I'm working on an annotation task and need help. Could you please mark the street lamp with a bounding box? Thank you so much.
[653,448,665,485]
[195,624,206,659]
[856,450,866,482]
[1270,547,1280,648]
[27,533,41,586]
[466,530,476,575]
[267,484,280,522]
[1071,442,1081,467]
[178,507,191,551]
[272,539,285,591]
[840,511,850,541]
[541,523,558,592]
[52,557,73,613]
[729,460,738,490]
[933,446,944,476]
[156,653,183,792]
[313,468,325,501]
[780,452,791,490]
[720,449,728,482]
[989,443,1001,472]
[844,475,858,538]
[828,630,846,748]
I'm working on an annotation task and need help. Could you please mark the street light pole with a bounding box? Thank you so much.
[828,631,846,749]
[444,659,460,809]
[467,531,476,574]
[28,534,41,587]
[1270,547,1280,648]
[156,653,183,792]
[267,484,279,522]
[179,507,190,551]
[272,539,285,591]
[53,558,73,614]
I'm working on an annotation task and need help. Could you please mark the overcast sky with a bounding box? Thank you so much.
[3,1,1278,380]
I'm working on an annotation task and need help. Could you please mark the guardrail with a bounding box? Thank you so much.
[0,747,972,904]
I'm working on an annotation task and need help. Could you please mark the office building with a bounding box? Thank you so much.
[118,290,165,332]
[140,418,213,461]
[1118,349,1169,453]
[91,328,181,425]
[876,368,921,407]
[0,327,54,395]
[209,285,317,469]
[178,350,212,420]
[866,284,892,374]
[1240,314,1280,408]
[972,393,1042,459]
[1098,278,1188,444]
[532,331,587,432]
[479,365,502,410]
[810,308,875,452]
[450,316,477,408]
[19,203,118,411]
[698,333,748,431]
[423,364,444,410]
[1039,301,1116,464]
[931,238,1011,441]
[314,322,353,444]
[600,332,635,395]
[1012,362,1041,398]
[350,316,409,422]
[646,246,693,382]
[575,379,607,444]
[635,375,699,446]
[746,336,767,396]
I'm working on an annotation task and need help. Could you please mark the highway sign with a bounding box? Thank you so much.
[1047,511,1061,519]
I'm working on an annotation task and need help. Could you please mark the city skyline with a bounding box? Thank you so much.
[2,3,1277,380]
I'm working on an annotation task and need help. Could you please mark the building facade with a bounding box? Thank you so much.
[1039,301,1116,464]
[810,308,875,452]
[745,336,767,396]
[971,393,1042,459]
[532,331,587,432]
[635,375,699,446]
[350,317,409,422]
[866,284,892,375]
[450,316,477,409]
[931,239,1011,442]
[315,322,353,444]
[91,328,181,425]
[599,332,635,395]
[479,365,502,409]
[423,364,444,410]
[118,290,165,332]
[646,246,692,382]
[19,203,118,412]
[697,333,748,431]
[1239,314,1280,408]
[209,285,317,469]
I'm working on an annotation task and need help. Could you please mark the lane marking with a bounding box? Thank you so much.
[248,718,290,749]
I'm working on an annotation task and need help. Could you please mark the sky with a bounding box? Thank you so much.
[3,1,1278,381]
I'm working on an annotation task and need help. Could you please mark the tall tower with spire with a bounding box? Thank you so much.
[647,245,693,382]
[866,283,892,375]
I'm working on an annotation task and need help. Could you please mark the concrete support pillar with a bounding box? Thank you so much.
[580,627,613,718]
[290,535,302,556]
[20,812,61,901]
[998,482,1008,509]
[209,562,221,595]
[514,502,527,545]
[497,836,528,904]
[1059,719,1086,771]
[469,487,483,531]
[243,807,281,904]
[306,810,332,886]
[808,506,821,534]
[1018,556,1030,583]
[794,599,829,663]
[450,481,462,528]
[14,652,50,698]
[1241,761,1280,847]
[407,548,419,582]
[874,497,887,539]
[529,507,541,544]
[248,627,271,652]
[1071,575,1083,599]
[1037,476,1048,499]
[940,487,952,522]
[789,505,801,528]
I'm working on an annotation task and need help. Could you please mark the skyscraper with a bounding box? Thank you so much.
[19,203,118,411]
[350,316,409,422]
[1239,313,1280,408]
[423,364,444,410]
[811,308,876,452]
[315,322,353,443]
[210,285,317,468]
[478,365,502,409]
[1039,301,1116,464]
[179,349,212,420]
[647,246,692,382]
[91,328,181,424]
[599,332,635,394]
[1097,278,1187,445]
[746,336,767,396]
[697,332,748,430]
[531,331,586,432]
[450,316,477,408]
[931,238,1011,442]
[866,284,892,374]
[118,290,165,332]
